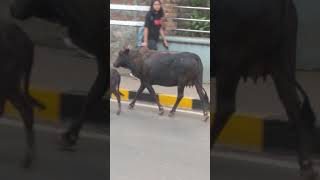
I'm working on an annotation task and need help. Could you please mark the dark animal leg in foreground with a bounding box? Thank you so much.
[61,56,108,148]
[272,72,318,180]
[169,85,185,117]
[145,84,164,115]
[129,83,145,109]
[9,91,35,168]
[114,90,121,115]
[211,74,239,150]
[23,55,46,111]
[195,83,209,121]
[0,97,5,117]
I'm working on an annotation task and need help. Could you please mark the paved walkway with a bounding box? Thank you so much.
[30,46,210,100]
[29,46,320,123]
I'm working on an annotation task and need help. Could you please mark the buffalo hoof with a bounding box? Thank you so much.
[301,169,319,180]
[59,132,77,151]
[204,114,209,122]
[21,150,34,169]
[128,104,135,110]
[116,110,121,115]
[168,111,175,117]
[21,157,32,169]
[158,109,165,115]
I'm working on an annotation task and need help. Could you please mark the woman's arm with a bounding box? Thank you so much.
[160,27,168,48]
[143,27,149,45]
[160,28,166,41]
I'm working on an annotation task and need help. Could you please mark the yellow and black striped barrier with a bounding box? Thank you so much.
[4,87,320,153]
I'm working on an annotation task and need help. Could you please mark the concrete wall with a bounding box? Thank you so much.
[110,25,137,63]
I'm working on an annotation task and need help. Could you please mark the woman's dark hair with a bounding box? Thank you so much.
[149,0,164,17]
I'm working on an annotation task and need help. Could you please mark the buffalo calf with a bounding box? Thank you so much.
[110,68,123,115]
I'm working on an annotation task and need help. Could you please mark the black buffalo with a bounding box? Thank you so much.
[113,47,209,120]
[10,0,107,147]
[0,19,45,168]
[110,68,123,115]
[212,0,318,179]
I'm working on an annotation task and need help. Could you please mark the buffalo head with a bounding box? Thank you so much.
[113,46,131,68]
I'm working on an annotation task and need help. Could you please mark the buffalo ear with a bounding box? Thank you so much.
[122,43,130,54]
[124,48,130,54]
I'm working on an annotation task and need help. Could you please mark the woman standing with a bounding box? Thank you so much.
[142,0,169,50]
[131,0,169,79]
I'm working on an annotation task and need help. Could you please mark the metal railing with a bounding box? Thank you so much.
[170,5,210,34]
[110,4,210,34]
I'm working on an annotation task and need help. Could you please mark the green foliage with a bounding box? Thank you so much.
[190,10,209,31]
[190,0,208,7]
[175,0,210,38]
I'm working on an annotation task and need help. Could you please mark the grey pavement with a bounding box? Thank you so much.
[211,154,300,180]
[110,100,210,180]
[0,118,108,180]
[111,99,317,180]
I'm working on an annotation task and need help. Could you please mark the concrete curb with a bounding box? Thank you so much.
[214,115,320,154]
[4,88,108,124]
[113,88,205,110]
[4,87,320,153]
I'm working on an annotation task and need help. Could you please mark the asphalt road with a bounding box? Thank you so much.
[0,118,108,180]
[0,100,317,180]
[110,100,320,180]
[110,100,210,180]
[211,150,308,180]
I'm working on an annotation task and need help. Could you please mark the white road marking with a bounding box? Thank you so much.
[212,150,300,170]
[110,99,209,117]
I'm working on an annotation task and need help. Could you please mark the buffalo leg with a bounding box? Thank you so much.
[145,84,164,115]
[211,73,239,150]
[272,72,317,179]
[129,83,146,109]
[9,90,35,168]
[0,96,5,117]
[114,90,121,115]
[195,83,209,121]
[169,85,185,117]
[62,56,108,147]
